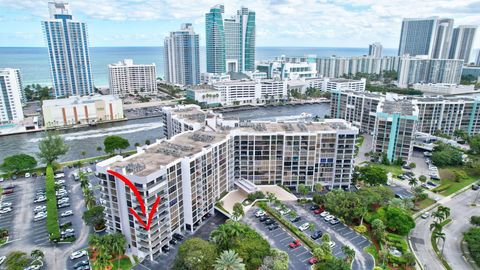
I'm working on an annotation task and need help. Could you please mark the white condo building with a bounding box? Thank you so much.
[96,104,358,260]
[256,55,317,80]
[108,59,157,96]
[42,1,94,97]
[0,68,24,123]
[42,95,124,128]
[368,42,383,58]
[316,55,400,78]
[397,56,463,88]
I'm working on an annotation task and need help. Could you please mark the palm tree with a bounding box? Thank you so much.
[111,233,127,269]
[433,230,446,257]
[84,189,96,209]
[437,206,451,220]
[432,210,445,223]
[210,225,231,250]
[30,249,44,260]
[429,221,442,232]
[408,177,418,187]
[341,245,355,262]
[225,221,245,238]
[93,252,113,270]
[213,250,245,270]
[266,192,277,204]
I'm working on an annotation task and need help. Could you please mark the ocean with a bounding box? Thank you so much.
[0,46,396,87]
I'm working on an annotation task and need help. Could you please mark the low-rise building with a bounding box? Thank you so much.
[185,87,221,107]
[200,73,231,85]
[108,59,157,96]
[257,55,317,80]
[96,106,358,260]
[42,95,124,128]
[412,83,476,95]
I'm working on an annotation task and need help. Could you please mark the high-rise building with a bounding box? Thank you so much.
[449,25,478,63]
[397,56,463,87]
[205,5,255,74]
[316,55,400,78]
[108,59,157,96]
[164,24,200,86]
[205,5,226,74]
[368,42,383,58]
[398,17,454,58]
[0,68,24,123]
[432,19,454,59]
[42,1,94,98]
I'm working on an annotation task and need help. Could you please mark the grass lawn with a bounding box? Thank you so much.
[415,197,436,211]
[111,257,133,270]
[437,168,477,196]
[376,164,403,177]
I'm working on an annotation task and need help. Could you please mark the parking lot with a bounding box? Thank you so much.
[0,163,95,269]
[242,207,313,270]
[284,202,374,270]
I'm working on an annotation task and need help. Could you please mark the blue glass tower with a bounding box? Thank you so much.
[205,5,226,74]
[42,1,94,98]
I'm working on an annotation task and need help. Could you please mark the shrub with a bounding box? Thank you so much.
[354,224,367,234]
[432,184,451,193]
[465,227,480,267]
[247,191,265,201]
[471,216,480,226]
[45,166,60,241]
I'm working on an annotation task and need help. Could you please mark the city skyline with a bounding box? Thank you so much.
[1,0,480,51]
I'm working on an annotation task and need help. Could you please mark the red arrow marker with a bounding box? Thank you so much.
[107,170,161,230]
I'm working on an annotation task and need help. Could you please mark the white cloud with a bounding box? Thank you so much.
[0,0,479,47]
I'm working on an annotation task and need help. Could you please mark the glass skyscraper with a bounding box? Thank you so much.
[164,24,200,86]
[206,5,255,74]
[42,1,94,98]
[449,25,478,63]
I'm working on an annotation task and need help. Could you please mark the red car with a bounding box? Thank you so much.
[289,239,301,249]
[2,189,14,195]
[313,209,324,215]
[308,257,318,265]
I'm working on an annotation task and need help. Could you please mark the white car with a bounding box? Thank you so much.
[0,177,4,182]
[61,210,73,217]
[421,212,430,219]
[324,215,335,221]
[86,167,93,173]
[25,173,31,178]
[24,264,41,270]
[33,206,46,213]
[56,191,67,196]
[0,202,12,208]
[70,249,88,260]
[54,173,65,179]
[298,222,310,231]
[329,241,336,248]
[0,255,5,265]
[58,198,70,204]
[320,211,330,217]
[55,180,65,185]
[255,210,265,217]
[34,212,46,218]
[280,208,291,215]
[0,207,12,214]
[62,228,75,234]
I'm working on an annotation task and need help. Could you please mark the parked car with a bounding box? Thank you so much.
[320,211,329,217]
[421,212,430,219]
[60,221,73,228]
[311,230,323,240]
[324,215,335,222]
[0,177,3,183]
[2,189,14,195]
[62,228,75,234]
[259,215,268,222]
[290,216,301,223]
[33,206,46,213]
[472,184,480,190]
[34,197,47,203]
[24,265,41,270]
[0,202,12,208]
[172,233,184,241]
[289,239,301,248]
[262,218,273,224]
[254,210,265,218]
[313,209,324,215]
[330,218,340,225]
[161,245,170,253]
[309,205,320,211]
[70,250,88,260]
[298,222,310,231]
[308,257,318,265]
[0,256,5,265]
[73,260,89,268]
[58,198,70,204]
[25,173,31,178]
[265,219,276,226]
[169,238,177,245]
[402,165,411,170]
[279,208,291,215]
[61,210,73,217]
[58,203,71,209]
[268,224,279,231]
[329,241,336,248]
[76,265,90,270]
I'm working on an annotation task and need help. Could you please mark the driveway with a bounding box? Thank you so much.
[242,207,312,270]
[410,188,480,270]
[286,202,374,270]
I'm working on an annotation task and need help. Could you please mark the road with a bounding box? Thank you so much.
[410,188,480,270]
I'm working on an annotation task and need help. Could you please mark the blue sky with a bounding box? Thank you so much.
[0,0,479,49]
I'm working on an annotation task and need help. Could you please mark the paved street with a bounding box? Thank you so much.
[411,188,480,270]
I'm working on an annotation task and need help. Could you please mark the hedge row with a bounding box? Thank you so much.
[46,166,60,241]
[258,202,320,251]
[432,184,451,193]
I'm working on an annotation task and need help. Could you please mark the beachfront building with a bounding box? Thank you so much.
[42,1,94,98]
[42,95,124,128]
[108,59,157,96]
[397,56,463,88]
[412,83,475,95]
[212,79,287,106]
[206,5,255,74]
[0,68,24,123]
[96,104,358,260]
[316,55,401,78]
[256,55,317,80]
[368,42,383,58]
[449,25,478,63]
[164,24,200,86]
[323,78,366,92]
[373,99,419,162]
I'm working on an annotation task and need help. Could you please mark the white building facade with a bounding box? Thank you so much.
[397,56,463,88]
[42,95,124,128]
[0,68,24,123]
[108,59,157,96]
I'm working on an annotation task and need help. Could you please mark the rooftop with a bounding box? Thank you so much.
[42,95,120,107]
[233,119,355,133]
[379,100,417,116]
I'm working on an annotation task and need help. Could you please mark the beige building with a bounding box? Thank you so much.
[42,95,124,128]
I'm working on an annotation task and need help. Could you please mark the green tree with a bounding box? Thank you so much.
[173,238,218,270]
[403,252,416,266]
[408,177,418,187]
[104,135,130,154]
[111,233,127,269]
[371,219,386,242]
[384,206,415,235]
[314,183,323,193]
[260,248,288,270]
[82,205,106,230]
[232,203,244,221]
[341,245,355,262]
[464,227,480,266]
[298,184,309,198]
[408,162,416,168]
[0,154,37,176]
[231,229,270,270]
[454,129,468,140]
[5,251,29,270]
[315,257,350,270]
[357,165,388,186]
[145,139,151,145]
[411,186,427,204]
[214,250,245,270]
[469,134,480,154]
[471,216,480,226]
[38,132,69,165]
[431,143,463,167]
[30,249,44,260]
[419,175,427,183]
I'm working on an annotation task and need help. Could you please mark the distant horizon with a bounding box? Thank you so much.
[0,45,398,49]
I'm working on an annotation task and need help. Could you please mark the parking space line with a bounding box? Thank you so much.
[296,250,309,257]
